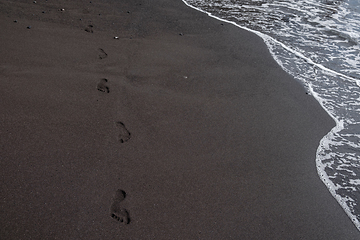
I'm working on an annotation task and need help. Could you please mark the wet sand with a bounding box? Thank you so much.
[1,0,359,239]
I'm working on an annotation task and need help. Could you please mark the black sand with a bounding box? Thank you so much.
[1,0,359,239]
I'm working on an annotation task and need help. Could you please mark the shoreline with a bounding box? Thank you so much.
[182,0,360,233]
[1,0,360,239]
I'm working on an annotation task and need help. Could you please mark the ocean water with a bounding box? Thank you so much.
[182,0,360,231]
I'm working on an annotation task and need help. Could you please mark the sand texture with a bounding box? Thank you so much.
[1,0,360,239]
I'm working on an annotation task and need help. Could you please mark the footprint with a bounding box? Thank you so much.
[85,24,94,33]
[98,48,108,59]
[97,78,109,93]
[110,189,130,224]
[115,121,131,143]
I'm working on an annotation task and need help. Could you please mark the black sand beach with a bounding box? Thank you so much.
[1,0,360,239]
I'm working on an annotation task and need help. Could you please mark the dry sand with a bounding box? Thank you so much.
[1,0,360,239]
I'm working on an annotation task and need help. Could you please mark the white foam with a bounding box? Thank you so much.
[356,80,360,88]
[182,0,359,85]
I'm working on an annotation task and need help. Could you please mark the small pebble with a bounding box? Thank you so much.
[14,20,18,23]
[33,1,36,3]
[114,36,119,39]
[27,26,31,29]
[179,33,183,36]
